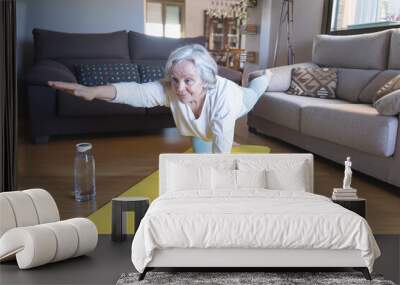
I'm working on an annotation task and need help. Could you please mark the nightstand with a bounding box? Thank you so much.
[332,198,366,218]
[111,197,150,242]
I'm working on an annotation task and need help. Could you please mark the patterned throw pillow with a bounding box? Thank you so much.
[287,67,337,99]
[374,74,400,103]
[75,63,140,86]
[139,65,165,83]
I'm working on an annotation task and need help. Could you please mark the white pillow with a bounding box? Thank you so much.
[167,163,212,191]
[212,168,236,190]
[237,159,308,191]
[236,169,267,189]
[211,169,268,190]
[266,162,307,191]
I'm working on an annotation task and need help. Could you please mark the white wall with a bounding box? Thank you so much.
[185,0,212,37]
[261,0,325,68]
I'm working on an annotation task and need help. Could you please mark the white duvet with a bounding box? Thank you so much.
[131,190,380,273]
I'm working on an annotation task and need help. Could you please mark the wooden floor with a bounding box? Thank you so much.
[17,117,400,234]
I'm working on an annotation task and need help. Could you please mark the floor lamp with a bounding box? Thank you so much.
[272,0,295,67]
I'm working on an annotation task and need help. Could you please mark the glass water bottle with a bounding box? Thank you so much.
[73,143,96,202]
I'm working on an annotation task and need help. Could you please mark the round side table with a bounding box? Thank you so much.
[111,197,149,242]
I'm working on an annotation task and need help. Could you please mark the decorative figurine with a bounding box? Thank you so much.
[343,156,352,189]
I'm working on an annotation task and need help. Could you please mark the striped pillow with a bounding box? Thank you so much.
[287,67,337,99]
[374,74,400,103]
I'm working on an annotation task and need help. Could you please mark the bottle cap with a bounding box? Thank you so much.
[76,142,92,152]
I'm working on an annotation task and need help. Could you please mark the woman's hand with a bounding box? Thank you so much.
[48,81,98,101]
[48,81,117,101]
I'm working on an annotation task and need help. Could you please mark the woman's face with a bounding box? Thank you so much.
[170,60,206,104]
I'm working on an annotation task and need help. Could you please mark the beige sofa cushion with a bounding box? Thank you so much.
[312,30,390,70]
[374,89,400,116]
[301,104,398,157]
[335,68,380,102]
[374,74,400,102]
[244,62,318,91]
[252,92,347,131]
[388,29,400,70]
[359,70,400,103]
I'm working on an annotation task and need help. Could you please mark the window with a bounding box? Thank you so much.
[327,0,400,34]
[145,0,185,38]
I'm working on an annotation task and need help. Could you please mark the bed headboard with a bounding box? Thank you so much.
[159,154,314,195]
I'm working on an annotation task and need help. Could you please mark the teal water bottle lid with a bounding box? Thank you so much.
[76,142,92,152]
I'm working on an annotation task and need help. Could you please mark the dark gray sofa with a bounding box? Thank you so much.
[247,29,400,188]
[26,29,242,143]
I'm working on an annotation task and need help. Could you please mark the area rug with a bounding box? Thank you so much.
[88,145,271,234]
[116,271,395,285]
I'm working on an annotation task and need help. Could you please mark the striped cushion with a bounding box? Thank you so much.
[374,74,400,103]
[287,67,337,99]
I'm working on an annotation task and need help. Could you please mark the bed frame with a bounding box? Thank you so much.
[141,248,371,280]
[138,154,371,280]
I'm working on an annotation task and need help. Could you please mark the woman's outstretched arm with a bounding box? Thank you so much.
[48,81,116,101]
[48,81,169,108]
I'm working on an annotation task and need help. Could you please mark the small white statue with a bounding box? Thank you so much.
[342,156,352,189]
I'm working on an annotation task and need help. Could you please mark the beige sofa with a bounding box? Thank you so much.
[248,29,400,188]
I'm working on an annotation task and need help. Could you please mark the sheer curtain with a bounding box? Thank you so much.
[0,0,17,192]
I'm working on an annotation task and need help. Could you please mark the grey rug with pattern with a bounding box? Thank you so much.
[116,271,396,285]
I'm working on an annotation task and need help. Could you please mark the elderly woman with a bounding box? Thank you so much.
[48,44,271,153]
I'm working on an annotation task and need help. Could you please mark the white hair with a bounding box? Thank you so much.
[164,44,218,91]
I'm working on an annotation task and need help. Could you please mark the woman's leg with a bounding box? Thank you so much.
[239,70,272,117]
[191,136,213,153]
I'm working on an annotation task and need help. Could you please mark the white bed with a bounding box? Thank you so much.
[131,154,380,280]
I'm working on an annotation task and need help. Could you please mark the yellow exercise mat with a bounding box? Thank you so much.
[88,144,270,234]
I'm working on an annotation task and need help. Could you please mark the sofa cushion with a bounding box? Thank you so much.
[301,104,398,157]
[312,30,390,70]
[132,59,166,67]
[374,89,400,116]
[388,29,400,70]
[57,58,132,74]
[138,64,165,83]
[33,29,130,62]
[26,60,77,86]
[75,63,140,86]
[252,92,347,131]
[57,92,145,117]
[374,74,400,102]
[217,65,242,85]
[146,106,172,115]
[262,63,319,92]
[287,67,337,98]
[335,68,380,102]
[129,31,205,61]
[358,70,400,103]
